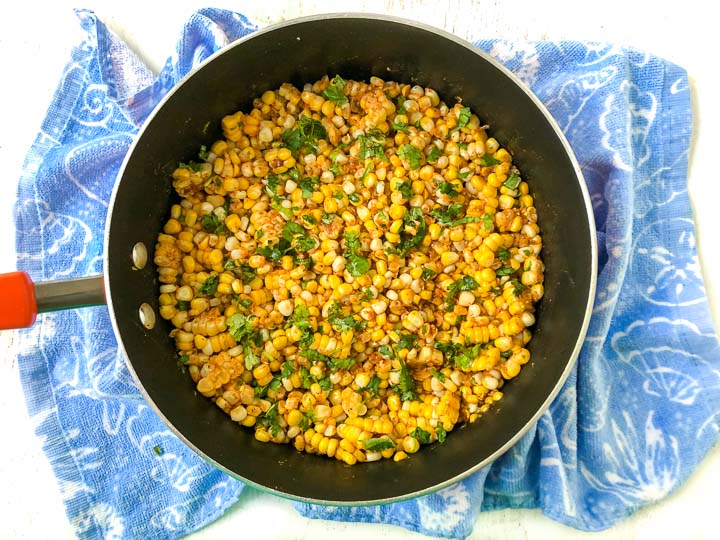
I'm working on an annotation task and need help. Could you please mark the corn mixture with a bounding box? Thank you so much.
[154,76,545,465]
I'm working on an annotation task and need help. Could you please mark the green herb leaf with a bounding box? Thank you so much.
[289,304,313,346]
[397,144,423,169]
[178,161,203,171]
[282,116,327,155]
[411,427,431,445]
[480,154,501,166]
[348,192,361,204]
[456,106,472,130]
[438,181,460,198]
[176,300,190,311]
[395,95,407,114]
[346,253,370,277]
[430,204,463,225]
[327,357,358,372]
[457,169,472,180]
[281,360,295,379]
[328,302,365,332]
[396,207,428,256]
[238,297,253,309]
[421,267,437,280]
[201,213,227,234]
[427,146,442,163]
[227,313,255,342]
[258,403,282,437]
[497,247,510,261]
[396,180,413,200]
[321,75,348,105]
[446,275,480,304]
[321,212,337,224]
[482,213,494,230]
[198,145,209,161]
[495,266,515,277]
[153,445,164,456]
[379,344,395,359]
[397,363,417,401]
[392,120,410,134]
[513,280,528,297]
[299,176,320,198]
[431,368,445,382]
[358,129,387,161]
[199,274,219,296]
[366,374,381,395]
[179,354,190,365]
[503,173,521,190]
[302,214,317,225]
[396,333,418,351]
[362,437,396,452]
[436,425,447,444]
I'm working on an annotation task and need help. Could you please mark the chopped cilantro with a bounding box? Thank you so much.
[397,363,417,401]
[344,231,370,277]
[358,129,387,161]
[396,180,413,199]
[176,300,190,311]
[438,181,460,198]
[321,212,337,224]
[513,280,528,297]
[379,344,395,359]
[201,213,227,234]
[497,247,510,261]
[455,106,472,131]
[410,427,431,445]
[495,267,516,277]
[298,410,315,431]
[281,360,295,379]
[348,192,361,204]
[395,95,407,114]
[392,120,410,134]
[321,75,348,105]
[153,445,164,456]
[302,214,317,225]
[288,304,313,345]
[421,267,437,280]
[282,116,327,155]
[299,176,320,198]
[366,374,381,395]
[431,368,445,382]
[179,355,190,365]
[199,274,219,296]
[430,204,462,225]
[328,302,365,332]
[178,161,203,171]
[482,213,494,230]
[238,297,253,309]
[396,333,418,350]
[480,154,501,166]
[327,357,357,372]
[397,144,423,169]
[457,169,472,180]
[436,425,447,444]
[258,403,282,437]
[362,437,396,452]
[332,191,344,201]
[503,173,521,190]
[360,287,374,302]
[427,146,442,163]
[446,275,479,305]
[198,145,209,161]
[396,207,428,256]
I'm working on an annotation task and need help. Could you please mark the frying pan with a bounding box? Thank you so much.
[0,14,597,504]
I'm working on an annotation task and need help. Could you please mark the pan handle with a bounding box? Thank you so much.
[0,271,106,330]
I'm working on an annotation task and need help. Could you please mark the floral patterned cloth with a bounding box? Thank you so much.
[14,8,720,540]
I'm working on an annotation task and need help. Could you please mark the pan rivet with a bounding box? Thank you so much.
[132,242,148,270]
[139,303,156,330]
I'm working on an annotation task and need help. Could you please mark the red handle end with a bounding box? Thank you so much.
[0,271,38,330]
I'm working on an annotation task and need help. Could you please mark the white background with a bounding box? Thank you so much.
[0,1,718,538]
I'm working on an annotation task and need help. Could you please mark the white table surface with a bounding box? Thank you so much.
[1,1,718,538]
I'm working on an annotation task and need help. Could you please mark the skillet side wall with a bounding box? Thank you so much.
[107,17,592,503]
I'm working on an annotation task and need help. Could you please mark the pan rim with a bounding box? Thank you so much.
[104,11,598,506]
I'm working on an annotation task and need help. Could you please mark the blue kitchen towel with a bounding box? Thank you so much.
[13,8,720,540]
